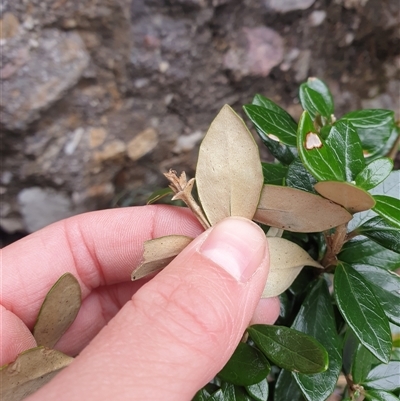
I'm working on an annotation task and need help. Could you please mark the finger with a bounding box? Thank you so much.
[2,205,203,329]
[0,306,37,365]
[250,297,281,325]
[30,217,280,401]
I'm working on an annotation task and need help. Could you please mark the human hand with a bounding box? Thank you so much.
[1,205,280,400]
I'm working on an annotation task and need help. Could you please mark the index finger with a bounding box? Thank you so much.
[1,205,204,327]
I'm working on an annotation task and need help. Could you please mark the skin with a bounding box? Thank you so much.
[1,205,280,400]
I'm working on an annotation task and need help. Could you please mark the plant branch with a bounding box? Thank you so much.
[321,223,348,268]
[164,170,211,230]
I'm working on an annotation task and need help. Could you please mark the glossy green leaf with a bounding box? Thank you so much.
[245,378,269,401]
[364,389,400,401]
[292,279,342,401]
[368,127,400,161]
[33,273,81,349]
[352,342,381,384]
[372,195,400,229]
[252,94,294,117]
[357,216,400,253]
[193,388,211,401]
[256,128,297,165]
[338,237,400,271]
[334,263,392,363]
[248,325,328,374]
[286,158,317,193]
[363,361,400,391]
[353,265,400,325]
[342,109,395,156]
[244,105,298,147]
[298,112,365,182]
[146,187,174,205]
[208,383,236,401]
[355,158,393,191]
[299,85,331,119]
[348,170,400,231]
[261,163,288,185]
[234,386,253,401]
[302,78,334,116]
[297,111,344,181]
[196,104,264,226]
[274,369,303,401]
[218,343,270,386]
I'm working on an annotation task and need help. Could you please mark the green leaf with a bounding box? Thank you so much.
[332,119,365,180]
[255,128,297,165]
[348,170,400,231]
[146,187,174,205]
[244,105,298,146]
[274,369,303,401]
[234,386,253,401]
[245,378,269,401]
[301,77,334,116]
[355,158,394,191]
[193,388,211,401]
[292,279,342,401]
[247,325,328,374]
[286,158,317,193]
[363,361,400,391]
[365,389,400,401]
[334,263,392,363]
[352,343,381,384]
[353,265,400,325]
[338,237,400,271]
[218,342,270,386]
[299,85,331,119]
[207,383,237,401]
[252,94,294,117]
[372,195,400,229]
[297,111,364,181]
[261,163,288,185]
[357,216,400,254]
[342,109,395,157]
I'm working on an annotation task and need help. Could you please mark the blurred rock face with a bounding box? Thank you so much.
[0,0,399,237]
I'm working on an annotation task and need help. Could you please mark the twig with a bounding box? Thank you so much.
[164,170,211,230]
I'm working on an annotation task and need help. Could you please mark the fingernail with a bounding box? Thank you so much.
[200,217,266,282]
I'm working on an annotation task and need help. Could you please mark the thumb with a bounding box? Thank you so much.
[31,217,278,401]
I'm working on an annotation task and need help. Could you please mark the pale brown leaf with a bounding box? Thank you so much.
[314,181,376,213]
[254,185,352,232]
[0,347,73,401]
[33,273,81,349]
[262,237,322,298]
[131,235,194,281]
[196,104,263,226]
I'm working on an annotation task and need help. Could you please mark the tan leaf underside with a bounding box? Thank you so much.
[196,104,263,226]
[0,347,73,401]
[254,185,352,232]
[314,181,376,213]
[33,273,82,349]
[262,237,322,298]
[131,235,194,280]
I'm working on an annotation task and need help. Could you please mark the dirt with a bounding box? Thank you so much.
[0,0,399,245]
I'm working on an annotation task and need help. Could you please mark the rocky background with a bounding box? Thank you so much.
[1,0,399,245]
